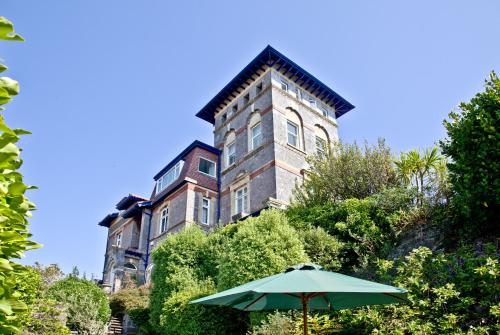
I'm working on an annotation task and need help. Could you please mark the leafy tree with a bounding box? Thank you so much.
[217,209,308,291]
[298,227,344,272]
[288,187,415,271]
[46,277,111,335]
[109,285,149,318]
[32,263,64,290]
[440,71,500,241]
[0,17,40,334]
[150,226,247,335]
[294,139,399,206]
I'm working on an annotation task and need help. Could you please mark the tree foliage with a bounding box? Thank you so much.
[440,71,500,241]
[0,17,40,334]
[46,277,111,335]
[293,139,399,206]
[217,209,308,291]
[337,245,499,334]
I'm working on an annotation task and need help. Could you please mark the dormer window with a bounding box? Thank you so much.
[156,160,184,193]
[198,158,216,177]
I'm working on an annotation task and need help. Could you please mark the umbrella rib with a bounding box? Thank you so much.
[242,293,267,311]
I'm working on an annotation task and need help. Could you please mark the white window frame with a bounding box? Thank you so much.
[198,157,216,178]
[316,136,327,157]
[156,160,184,193]
[159,207,169,234]
[287,121,299,147]
[201,197,210,225]
[227,142,236,166]
[280,79,288,92]
[235,187,248,214]
[251,122,263,150]
[116,232,122,247]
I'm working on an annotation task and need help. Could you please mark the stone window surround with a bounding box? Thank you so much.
[229,174,251,217]
[201,197,210,225]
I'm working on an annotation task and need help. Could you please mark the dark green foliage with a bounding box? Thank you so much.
[440,71,500,241]
[109,285,149,317]
[287,188,413,271]
[337,245,499,334]
[294,139,399,206]
[47,277,111,335]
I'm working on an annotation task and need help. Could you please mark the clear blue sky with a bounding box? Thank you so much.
[2,0,499,278]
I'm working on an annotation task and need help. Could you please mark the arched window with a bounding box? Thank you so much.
[247,112,262,151]
[314,125,330,157]
[224,130,236,168]
[158,207,169,234]
[285,108,304,150]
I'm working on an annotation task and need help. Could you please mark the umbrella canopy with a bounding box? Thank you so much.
[191,263,407,334]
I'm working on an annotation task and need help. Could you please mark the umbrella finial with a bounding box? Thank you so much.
[285,263,323,273]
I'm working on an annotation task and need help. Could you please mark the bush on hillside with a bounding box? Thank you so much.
[47,277,111,335]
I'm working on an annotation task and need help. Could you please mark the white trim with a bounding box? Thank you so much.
[201,197,210,225]
[227,141,236,166]
[251,122,263,150]
[156,160,184,193]
[287,120,299,147]
[198,157,217,178]
[158,207,169,234]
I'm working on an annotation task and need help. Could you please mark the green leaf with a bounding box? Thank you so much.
[0,17,24,41]
[0,77,19,96]
[0,63,7,73]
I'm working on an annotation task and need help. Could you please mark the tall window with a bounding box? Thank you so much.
[251,123,262,149]
[235,187,248,214]
[116,232,122,247]
[287,121,299,147]
[198,158,216,177]
[321,105,328,117]
[159,207,169,234]
[316,136,327,157]
[201,197,210,225]
[227,142,236,166]
[156,160,184,193]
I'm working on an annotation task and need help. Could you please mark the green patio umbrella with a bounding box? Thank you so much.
[191,263,407,335]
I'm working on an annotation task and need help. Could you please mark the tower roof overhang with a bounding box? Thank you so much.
[195,45,355,124]
[98,212,119,228]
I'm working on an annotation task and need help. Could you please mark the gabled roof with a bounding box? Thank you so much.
[98,212,119,228]
[116,194,149,210]
[196,45,355,124]
[153,140,220,181]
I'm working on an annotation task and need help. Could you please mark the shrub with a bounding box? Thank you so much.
[217,209,308,291]
[338,245,500,334]
[293,139,399,206]
[109,285,149,317]
[47,277,111,335]
[440,71,500,242]
[298,227,344,272]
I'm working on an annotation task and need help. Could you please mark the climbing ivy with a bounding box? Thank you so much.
[0,17,40,334]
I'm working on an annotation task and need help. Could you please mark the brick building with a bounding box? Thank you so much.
[99,45,354,292]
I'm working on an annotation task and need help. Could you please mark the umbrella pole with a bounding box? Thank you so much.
[301,293,308,335]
